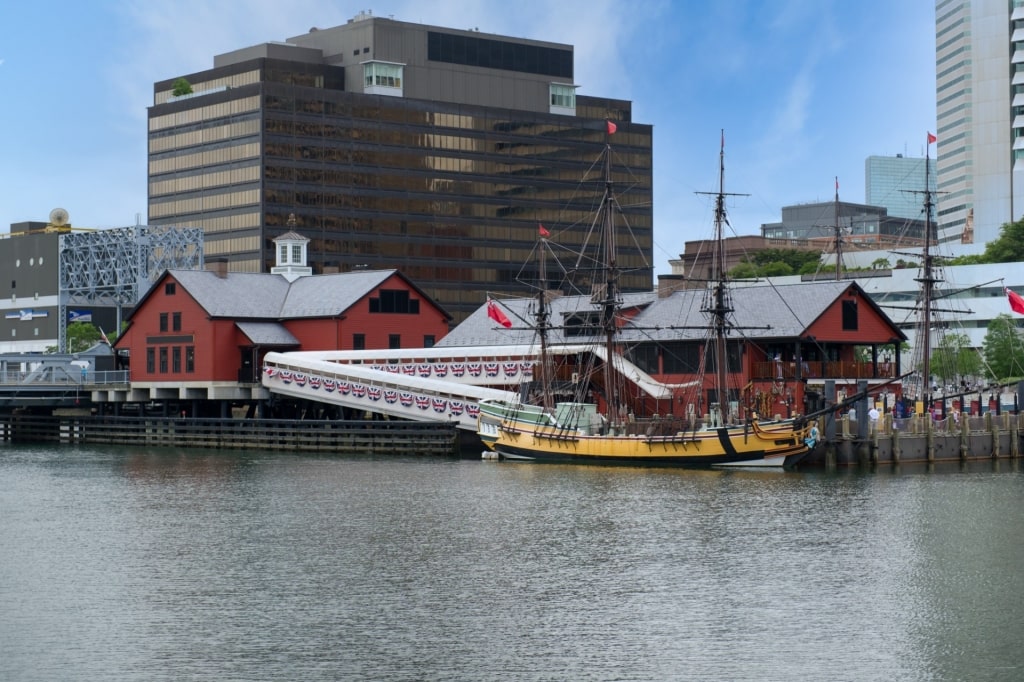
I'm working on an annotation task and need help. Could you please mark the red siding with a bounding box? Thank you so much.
[121,272,450,383]
[805,289,896,342]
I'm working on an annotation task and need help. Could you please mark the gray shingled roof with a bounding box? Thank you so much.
[439,281,860,347]
[627,280,854,341]
[167,269,397,319]
[235,321,300,345]
[438,291,657,347]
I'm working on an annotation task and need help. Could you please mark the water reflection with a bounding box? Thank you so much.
[1,445,1023,680]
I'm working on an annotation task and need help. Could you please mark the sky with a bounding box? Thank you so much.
[0,0,936,274]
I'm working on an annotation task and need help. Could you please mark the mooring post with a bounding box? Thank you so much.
[960,412,968,461]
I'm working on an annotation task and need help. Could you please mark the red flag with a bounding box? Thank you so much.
[487,298,512,328]
[538,223,550,238]
[606,120,617,135]
[927,132,937,145]
[1007,288,1024,315]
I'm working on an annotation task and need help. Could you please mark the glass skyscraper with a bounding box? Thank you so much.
[865,154,937,222]
[147,12,653,323]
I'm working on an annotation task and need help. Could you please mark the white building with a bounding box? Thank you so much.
[935,0,1024,249]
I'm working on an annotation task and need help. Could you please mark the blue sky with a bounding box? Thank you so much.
[0,0,935,273]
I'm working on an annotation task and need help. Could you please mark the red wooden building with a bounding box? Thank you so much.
[110,231,450,415]
[440,279,907,420]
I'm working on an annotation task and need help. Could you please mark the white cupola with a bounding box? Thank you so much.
[270,213,312,282]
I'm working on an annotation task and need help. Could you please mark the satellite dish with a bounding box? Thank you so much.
[49,208,69,226]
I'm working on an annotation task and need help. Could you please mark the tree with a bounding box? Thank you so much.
[871,257,891,270]
[980,217,1024,263]
[760,261,793,277]
[930,332,981,387]
[727,262,759,279]
[64,322,102,353]
[981,314,1024,381]
[172,78,194,97]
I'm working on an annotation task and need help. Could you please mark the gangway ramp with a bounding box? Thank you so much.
[262,345,687,431]
[262,351,518,431]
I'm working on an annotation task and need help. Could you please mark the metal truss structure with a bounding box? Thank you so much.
[58,225,204,352]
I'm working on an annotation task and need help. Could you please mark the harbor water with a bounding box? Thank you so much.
[2,444,1024,681]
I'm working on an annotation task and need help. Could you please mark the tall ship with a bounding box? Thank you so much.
[477,131,817,467]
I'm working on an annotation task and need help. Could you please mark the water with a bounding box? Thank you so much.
[2,444,1024,681]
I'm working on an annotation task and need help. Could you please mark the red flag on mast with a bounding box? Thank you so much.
[927,132,937,144]
[486,298,513,328]
[606,120,617,135]
[538,223,550,237]
[1007,288,1024,315]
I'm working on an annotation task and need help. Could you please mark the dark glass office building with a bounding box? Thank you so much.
[148,12,653,323]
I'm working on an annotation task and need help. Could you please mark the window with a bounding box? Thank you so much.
[549,83,576,109]
[172,347,181,373]
[563,312,600,337]
[626,343,659,375]
[159,313,168,332]
[165,282,176,295]
[363,62,404,90]
[291,244,302,263]
[353,333,365,350]
[147,348,156,373]
[279,244,288,264]
[423,335,435,348]
[185,346,195,373]
[842,299,858,331]
[369,289,419,313]
[662,342,701,374]
[172,312,181,331]
[159,347,168,373]
[389,334,401,349]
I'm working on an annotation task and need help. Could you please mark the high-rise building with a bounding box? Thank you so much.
[935,0,1024,247]
[865,154,936,221]
[761,201,926,245]
[147,12,653,323]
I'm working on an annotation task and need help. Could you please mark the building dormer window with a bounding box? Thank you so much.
[549,83,577,115]
[363,61,404,97]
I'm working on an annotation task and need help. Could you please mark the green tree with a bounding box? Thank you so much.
[982,314,1024,381]
[930,332,981,387]
[66,322,101,353]
[727,262,759,279]
[797,260,821,275]
[172,78,194,97]
[980,217,1024,263]
[871,257,891,270]
[760,261,793,277]
[45,319,103,350]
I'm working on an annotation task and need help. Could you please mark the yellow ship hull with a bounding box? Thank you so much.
[487,418,812,468]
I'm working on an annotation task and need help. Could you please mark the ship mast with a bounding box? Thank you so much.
[536,230,554,413]
[711,136,731,416]
[834,177,843,280]
[698,131,747,423]
[916,133,937,408]
[598,144,622,429]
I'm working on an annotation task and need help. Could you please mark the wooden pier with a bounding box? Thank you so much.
[0,414,460,456]
[812,411,1023,466]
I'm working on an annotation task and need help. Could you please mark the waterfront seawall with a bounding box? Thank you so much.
[0,414,461,457]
